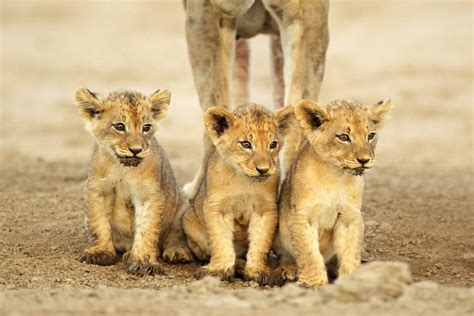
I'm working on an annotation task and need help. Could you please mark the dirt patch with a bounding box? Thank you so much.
[1,262,473,315]
[0,0,472,314]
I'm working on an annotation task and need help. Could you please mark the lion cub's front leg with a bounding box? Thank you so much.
[122,186,165,276]
[245,207,278,285]
[333,213,365,277]
[80,185,117,266]
[288,211,328,288]
[198,200,235,281]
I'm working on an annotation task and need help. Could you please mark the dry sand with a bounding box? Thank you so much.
[0,0,473,315]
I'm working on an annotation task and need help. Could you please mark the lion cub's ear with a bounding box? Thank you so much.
[75,88,105,121]
[369,98,392,129]
[275,106,296,136]
[204,107,236,138]
[294,99,329,130]
[148,89,171,121]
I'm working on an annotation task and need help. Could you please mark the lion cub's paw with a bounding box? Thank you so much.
[122,251,164,276]
[194,264,235,281]
[79,246,116,266]
[244,265,274,286]
[277,261,298,283]
[338,261,360,277]
[163,246,194,264]
[297,273,329,289]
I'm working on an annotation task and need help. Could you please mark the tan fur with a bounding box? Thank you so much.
[75,88,192,276]
[184,0,329,200]
[232,38,250,107]
[275,98,392,288]
[183,104,287,284]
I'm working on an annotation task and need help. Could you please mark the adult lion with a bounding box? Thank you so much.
[184,0,329,194]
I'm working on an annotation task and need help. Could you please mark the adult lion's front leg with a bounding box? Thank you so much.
[185,0,239,198]
[185,1,238,110]
[264,0,329,170]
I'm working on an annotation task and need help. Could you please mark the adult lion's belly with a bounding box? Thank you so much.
[236,0,279,39]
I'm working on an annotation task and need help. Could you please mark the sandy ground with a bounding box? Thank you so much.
[0,0,473,314]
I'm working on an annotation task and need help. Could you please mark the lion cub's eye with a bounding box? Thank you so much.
[142,124,152,133]
[368,132,376,141]
[113,123,126,132]
[269,141,279,149]
[240,141,252,150]
[336,134,351,142]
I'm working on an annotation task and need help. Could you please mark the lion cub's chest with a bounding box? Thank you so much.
[229,193,264,244]
[230,195,259,225]
[306,185,363,231]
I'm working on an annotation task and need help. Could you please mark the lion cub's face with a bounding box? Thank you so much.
[204,105,285,181]
[295,99,392,175]
[75,88,171,167]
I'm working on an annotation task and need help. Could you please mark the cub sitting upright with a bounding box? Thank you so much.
[75,88,192,276]
[183,104,284,284]
[276,98,392,288]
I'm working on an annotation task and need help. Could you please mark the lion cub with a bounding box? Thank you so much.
[75,88,192,276]
[183,104,285,284]
[276,98,392,288]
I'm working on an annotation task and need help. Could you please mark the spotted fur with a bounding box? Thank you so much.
[75,88,193,276]
[275,98,392,288]
[182,104,287,284]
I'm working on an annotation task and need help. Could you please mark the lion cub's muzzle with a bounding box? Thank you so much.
[244,166,276,182]
[117,155,143,167]
[115,146,147,167]
[350,161,374,176]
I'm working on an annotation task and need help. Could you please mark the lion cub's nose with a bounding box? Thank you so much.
[256,167,269,176]
[357,157,370,165]
[129,147,143,155]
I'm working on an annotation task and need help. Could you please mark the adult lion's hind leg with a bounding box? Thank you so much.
[232,38,250,108]
[270,35,285,108]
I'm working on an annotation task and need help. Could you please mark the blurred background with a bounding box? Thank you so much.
[0,0,472,290]
[2,1,471,173]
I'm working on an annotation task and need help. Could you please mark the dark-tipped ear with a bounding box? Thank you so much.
[148,89,171,120]
[275,106,296,136]
[204,107,236,138]
[369,98,392,129]
[75,88,104,120]
[294,99,329,130]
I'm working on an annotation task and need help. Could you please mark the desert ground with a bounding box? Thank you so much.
[0,0,473,315]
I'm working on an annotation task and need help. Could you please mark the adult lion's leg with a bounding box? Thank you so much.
[264,0,329,170]
[185,1,237,198]
[232,38,250,108]
[186,1,236,110]
[270,35,285,108]
[265,0,329,104]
